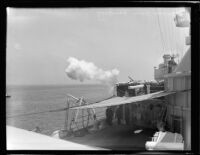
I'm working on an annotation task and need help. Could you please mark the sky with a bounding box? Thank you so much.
[6,7,190,85]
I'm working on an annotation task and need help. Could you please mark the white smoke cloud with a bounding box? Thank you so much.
[65,57,120,87]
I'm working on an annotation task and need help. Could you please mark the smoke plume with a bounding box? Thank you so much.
[65,57,120,87]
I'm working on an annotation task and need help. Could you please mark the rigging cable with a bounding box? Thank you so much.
[6,95,114,118]
[6,107,68,118]
[171,12,178,54]
[155,8,166,52]
[163,12,171,53]
[166,13,173,54]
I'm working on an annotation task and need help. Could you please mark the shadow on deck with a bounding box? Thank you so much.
[64,123,156,150]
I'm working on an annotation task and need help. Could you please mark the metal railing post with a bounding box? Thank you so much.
[64,97,70,131]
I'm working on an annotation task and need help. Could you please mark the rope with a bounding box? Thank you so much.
[155,8,166,52]
[70,96,95,131]
[171,12,179,53]
[81,108,89,129]
[81,109,85,128]
[6,107,68,118]
[6,95,113,119]
[163,13,170,52]
[64,98,70,130]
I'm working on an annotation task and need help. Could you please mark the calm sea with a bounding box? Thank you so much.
[6,84,111,135]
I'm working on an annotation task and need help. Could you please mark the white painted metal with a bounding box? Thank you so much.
[128,84,144,89]
[7,126,106,150]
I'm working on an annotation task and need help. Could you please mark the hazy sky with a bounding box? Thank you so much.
[6,7,189,85]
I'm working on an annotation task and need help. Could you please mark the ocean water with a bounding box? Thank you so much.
[6,84,111,135]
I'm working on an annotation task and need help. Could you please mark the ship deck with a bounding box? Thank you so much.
[64,123,156,150]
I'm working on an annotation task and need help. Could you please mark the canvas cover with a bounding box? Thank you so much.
[70,91,176,110]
